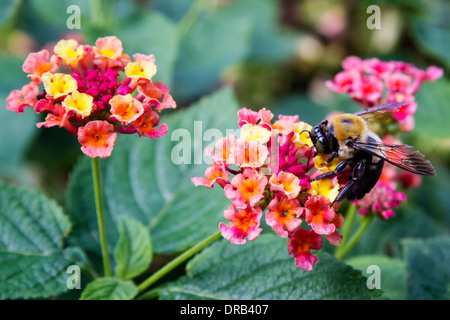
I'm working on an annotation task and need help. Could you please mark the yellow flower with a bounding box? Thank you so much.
[313,153,341,173]
[94,36,123,60]
[240,123,271,144]
[293,122,313,148]
[53,39,85,66]
[308,179,340,203]
[125,61,157,81]
[42,72,77,99]
[62,91,94,118]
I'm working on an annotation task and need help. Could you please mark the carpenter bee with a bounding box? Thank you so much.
[308,102,435,203]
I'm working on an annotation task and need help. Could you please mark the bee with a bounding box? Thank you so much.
[308,102,435,203]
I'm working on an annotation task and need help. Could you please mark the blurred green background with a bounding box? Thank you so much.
[0,0,449,299]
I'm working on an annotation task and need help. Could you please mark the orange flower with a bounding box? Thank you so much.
[22,50,59,82]
[77,120,117,158]
[269,171,301,199]
[109,94,144,125]
[224,168,267,208]
[94,36,123,60]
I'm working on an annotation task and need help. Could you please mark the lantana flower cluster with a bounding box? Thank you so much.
[6,36,176,158]
[192,108,344,271]
[327,56,443,220]
[326,56,443,132]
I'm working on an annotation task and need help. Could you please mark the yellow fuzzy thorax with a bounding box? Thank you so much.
[329,114,368,142]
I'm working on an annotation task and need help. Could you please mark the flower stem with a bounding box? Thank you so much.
[336,204,356,254]
[335,214,374,260]
[137,229,222,296]
[91,157,112,277]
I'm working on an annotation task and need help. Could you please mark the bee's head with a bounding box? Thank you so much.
[310,120,331,155]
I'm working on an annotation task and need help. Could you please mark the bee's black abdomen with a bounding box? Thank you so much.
[345,157,384,200]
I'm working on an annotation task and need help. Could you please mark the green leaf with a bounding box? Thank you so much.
[0,0,22,29]
[346,255,407,299]
[159,234,384,300]
[80,277,138,300]
[0,57,39,182]
[109,11,178,87]
[410,0,450,69]
[66,88,239,259]
[404,236,450,300]
[114,217,152,280]
[413,78,450,138]
[174,6,252,101]
[0,181,74,299]
[272,93,332,126]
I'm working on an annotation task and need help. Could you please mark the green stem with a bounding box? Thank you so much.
[335,215,374,260]
[89,0,113,29]
[336,204,356,254]
[91,157,112,277]
[137,229,222,296]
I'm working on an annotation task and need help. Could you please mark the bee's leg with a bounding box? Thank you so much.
[325,151,338,163]
[331,159,366,205]
[311,160,349,181]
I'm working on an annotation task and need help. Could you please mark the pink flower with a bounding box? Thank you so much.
[78,120,117,158]
[237,107,260,127]
[288,228,323,271]
[131,103,168,139]
[191,162,230,189]
[209,135,238,165]
[7,35,175,159]
[6,82,39,113]
[269,171,301,199]
[109,94,144,125]
[94,36,124,60]
[353,181,406,220]
[363,58,393,75]
[22,49,59,82]
[425,66,443,81]
[224,168,267,208]
[327,56,443,131]
[36,102,70,129]
[302,195,337,235]
[350,75,383,103]
[325,213,344,246]
[385,72,412,94]
[265,196,302,237]
[325,70,360,93]
[233,139,269,168]
[342,56,362,70]
[219,205,263,244]
[136,79,177,113]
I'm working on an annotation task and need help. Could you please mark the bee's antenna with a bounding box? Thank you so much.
[299,130,313,173]
[305,146,314,173]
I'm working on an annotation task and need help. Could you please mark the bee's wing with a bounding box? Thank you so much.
[355,101,409,118]
[354,102,408,121]
[351,140,436,176]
